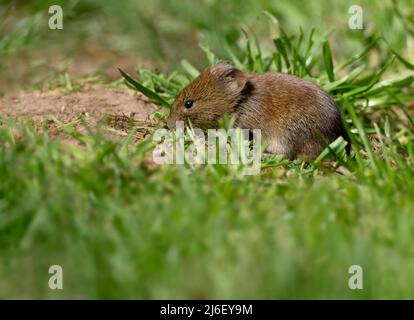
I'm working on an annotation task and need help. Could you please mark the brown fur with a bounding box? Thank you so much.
[167,61,350,160]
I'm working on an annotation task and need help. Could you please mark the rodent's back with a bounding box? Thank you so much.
[237,72,348,158]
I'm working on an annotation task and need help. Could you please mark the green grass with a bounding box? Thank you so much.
[1,114,414,299]
[1,1,414,299]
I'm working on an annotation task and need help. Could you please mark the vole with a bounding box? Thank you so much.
[166,61,350,160]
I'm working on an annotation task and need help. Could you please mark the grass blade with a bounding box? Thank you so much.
[119,68,170,108]
[322,40,335,82]
[181,59,200,79]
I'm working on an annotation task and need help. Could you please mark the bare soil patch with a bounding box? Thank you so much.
[0,87,160,144]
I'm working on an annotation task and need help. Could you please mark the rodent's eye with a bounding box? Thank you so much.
[184,100,194,109]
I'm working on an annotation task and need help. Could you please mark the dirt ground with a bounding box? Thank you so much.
[0,87,160,144]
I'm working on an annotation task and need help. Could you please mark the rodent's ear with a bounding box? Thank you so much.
[210,61,246,93]
[210,60,235,77]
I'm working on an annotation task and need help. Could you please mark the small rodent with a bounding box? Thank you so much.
[166,61,350,159]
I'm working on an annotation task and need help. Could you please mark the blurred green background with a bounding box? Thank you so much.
[1,0,414,299]
[1,0,413,93]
